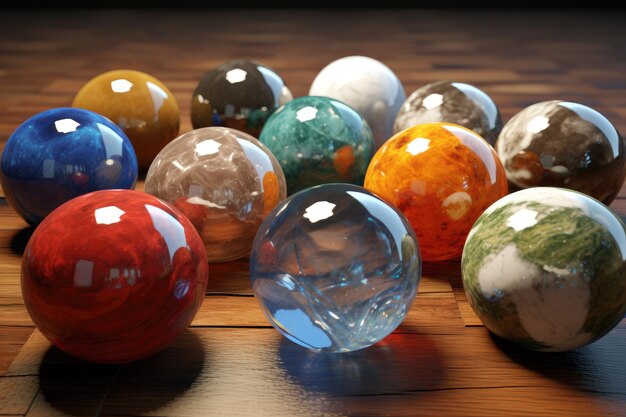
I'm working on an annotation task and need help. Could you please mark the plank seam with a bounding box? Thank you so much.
[22,386,39,417]
[95,365,121,417]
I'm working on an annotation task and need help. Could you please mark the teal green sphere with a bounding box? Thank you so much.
[259,96,375,194]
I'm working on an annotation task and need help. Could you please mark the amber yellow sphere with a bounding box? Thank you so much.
[73,70,180,171]
[364,123,508,261]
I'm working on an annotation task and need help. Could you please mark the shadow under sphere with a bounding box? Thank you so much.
[278,332,445,396]
[10,226,34,256]
[38,330,207,416]
[490,329,626,397]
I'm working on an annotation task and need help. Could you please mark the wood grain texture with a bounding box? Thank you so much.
[0,376,38,415]
[0,327,33,375]
[1,8,626,416]
[3,327,626,417]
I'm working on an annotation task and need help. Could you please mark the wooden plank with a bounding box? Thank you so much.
[312,387,625,417]
[207,261,453,296]
[0,326,32,376]
[400,292,463,329]
[0,376,38,415]
[98,327,626,416]
[453,288,484,327]
[2,318,625,414]
[0,258,21,280]
[192,296,266,327]
[206,260,253,295]
[0,284,22,305]
[445,269,483,327]
[0,204,27,231]
[4,331,51,377]
[192,292,463,329]
[419,275,453,293]
[0,305,31,327]
[4,326,624,417]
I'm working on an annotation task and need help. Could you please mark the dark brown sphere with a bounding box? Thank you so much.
[191,60,293,137]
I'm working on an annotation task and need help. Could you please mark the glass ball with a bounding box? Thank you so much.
[0,108,138,225]
[462,187,626,352]
[259,96,375,194]
[250,183,421,352]
[21,190,208,363]
[394,80,502,145]
[496,100,626,204]
[145,127,287,262]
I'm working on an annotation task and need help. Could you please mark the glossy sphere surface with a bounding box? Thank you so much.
[22,190,208,363]
[496,100,626,204]
[259,96,375,194]
[1,108,137,225]
[251,184,421,352]
[191,59,293,137]
[73,69,180,171]
[145,127,287,262]
[309,56,405,149]
[365,123,508,261]
[462,188,626,352]
[394,81,502,145]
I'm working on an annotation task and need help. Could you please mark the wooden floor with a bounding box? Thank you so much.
[1,8,626,417]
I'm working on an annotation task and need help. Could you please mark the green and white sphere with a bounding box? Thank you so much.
[462,187,626,352]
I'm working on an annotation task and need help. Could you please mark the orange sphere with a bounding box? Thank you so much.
[364,123,507,261]
[73,70,180,171]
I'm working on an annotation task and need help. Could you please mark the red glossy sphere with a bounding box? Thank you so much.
[21,190,208,363]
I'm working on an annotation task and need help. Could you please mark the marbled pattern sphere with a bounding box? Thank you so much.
[259,96,375,194]
[22,190,208,363]
[1,108,138,225]
[191,59,293,137]
[496,100,626,204]
[394,81,502,145]
[250,183,421,352]
[73,69,180,172]
[365,123,508,261]
[462,187,626,352]
[145,127,287,262]
[309,56,405,149]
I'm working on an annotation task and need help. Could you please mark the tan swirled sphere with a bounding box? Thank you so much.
[144,127,287,262]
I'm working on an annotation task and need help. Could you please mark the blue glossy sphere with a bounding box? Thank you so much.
[250,183,421,352]
[1,108,138,225]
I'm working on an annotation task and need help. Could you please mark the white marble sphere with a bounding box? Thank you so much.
[309,56,405,149]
